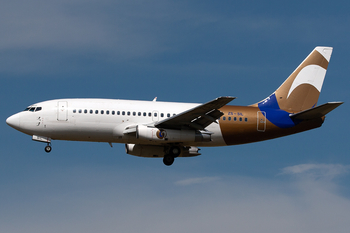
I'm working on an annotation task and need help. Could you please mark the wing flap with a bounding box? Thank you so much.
[155,96,235,130]
[290,102,343,120]
[190,109,224,129]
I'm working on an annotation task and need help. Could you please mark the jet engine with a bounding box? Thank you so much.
[125,144,201,158]
[136,125,211,143]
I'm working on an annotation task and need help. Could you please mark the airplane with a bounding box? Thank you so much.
[6,46,343,166]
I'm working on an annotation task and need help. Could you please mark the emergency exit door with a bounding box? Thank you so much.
[257,111,266,132]
[57,101,68,121]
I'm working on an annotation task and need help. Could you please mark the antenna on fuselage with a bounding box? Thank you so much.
[153,97,157,102]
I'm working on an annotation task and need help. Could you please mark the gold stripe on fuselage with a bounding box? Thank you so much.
[218,105,324,145]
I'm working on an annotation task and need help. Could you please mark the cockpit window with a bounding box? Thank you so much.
[23,106,42,112]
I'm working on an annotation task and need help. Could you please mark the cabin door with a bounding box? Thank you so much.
[57,101,68,121]
[257,111,266,132]
[152,110,159,122]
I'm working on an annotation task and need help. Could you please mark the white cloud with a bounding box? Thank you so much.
[280,163,350,180]
[1,163,350,233]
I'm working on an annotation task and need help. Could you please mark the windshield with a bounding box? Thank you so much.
[23,106,42,112]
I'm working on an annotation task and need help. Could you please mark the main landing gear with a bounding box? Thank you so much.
[163,146,181,166]
[44,143,52,153]
[163,155,174,166]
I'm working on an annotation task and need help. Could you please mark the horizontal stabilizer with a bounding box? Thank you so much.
[290,102,343,120]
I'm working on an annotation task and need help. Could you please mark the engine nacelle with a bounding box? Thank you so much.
[136,125,211,143]
[125,144,201,158]
[125,144,165,157]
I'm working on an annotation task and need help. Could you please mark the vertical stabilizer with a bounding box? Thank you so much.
[255,47,333,113]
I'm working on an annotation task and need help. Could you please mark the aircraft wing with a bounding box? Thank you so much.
[154,96,235,130]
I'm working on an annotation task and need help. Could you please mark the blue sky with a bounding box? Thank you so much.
[1,0,350,232]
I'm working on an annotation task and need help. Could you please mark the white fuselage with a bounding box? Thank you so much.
[8,99,226,147]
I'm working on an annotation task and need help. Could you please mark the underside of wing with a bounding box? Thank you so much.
[154,96,235,130]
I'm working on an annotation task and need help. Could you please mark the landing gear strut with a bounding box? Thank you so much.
[44,143,52,153]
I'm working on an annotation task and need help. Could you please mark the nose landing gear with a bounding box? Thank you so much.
[32,135,52,153]
[44,143,52,153]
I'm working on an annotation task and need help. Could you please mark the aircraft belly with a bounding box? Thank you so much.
[45,121,114,142]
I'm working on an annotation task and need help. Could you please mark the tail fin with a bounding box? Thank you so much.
[254,47,333,113]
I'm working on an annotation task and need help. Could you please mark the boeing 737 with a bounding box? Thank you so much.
[6,46,343,166]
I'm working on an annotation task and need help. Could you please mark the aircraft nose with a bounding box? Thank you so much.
[6,114,20,129]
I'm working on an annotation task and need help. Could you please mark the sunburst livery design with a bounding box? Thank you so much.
[6,46,343,166]
[156,129,166,139]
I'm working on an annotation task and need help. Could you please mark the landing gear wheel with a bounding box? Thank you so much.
[163,155,174,166]
[45,145,52,153]
[169,146,181,157]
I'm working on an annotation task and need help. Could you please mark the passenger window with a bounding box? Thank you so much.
[223,117,226,121]
[73,109,76,113]
[143,112,146,116]
[90,110,93,114]
[167,113,170,117]
[101,110,104,114]
[234,117,237,121]
[122,111,125,115]
[148,112,151,117]
[133,112,136,116]
[239,117,242,121]
[79,109,82,113]
[112,111,115,115]
[127,111,130,116]
[228,117,231,121]
[84,109,87,114]
[154,113,157,117]
[161,113,164,117]
[95,110,98,114]
[106,110,110,115]
[245,118,248,122]
[138,112,141,116]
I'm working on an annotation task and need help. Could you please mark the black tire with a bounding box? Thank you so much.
[163,155,174,166]
[169,146,181,157]
[45,145,52,153]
